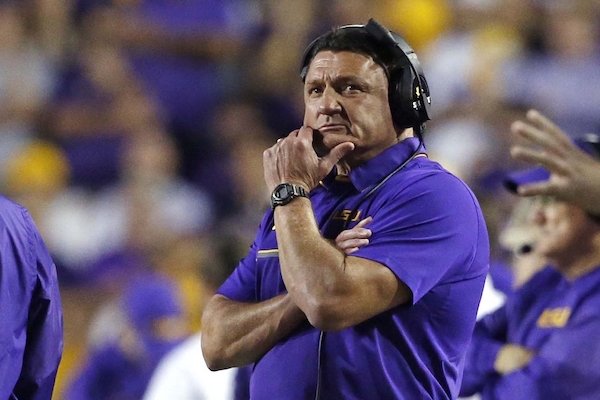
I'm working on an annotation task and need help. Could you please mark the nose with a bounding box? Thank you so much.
[530,204,547,226]
[318,86,342,115]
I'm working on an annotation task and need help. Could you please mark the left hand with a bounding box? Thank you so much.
[335,217,373,255]
[263,126,355,192]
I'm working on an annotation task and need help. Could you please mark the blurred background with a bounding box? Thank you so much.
[1,0,599,398]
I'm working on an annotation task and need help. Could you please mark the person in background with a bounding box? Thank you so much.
[64,273,188,400]
[142,235,247,400]
[460,133,600,400]
[0,195,63,400]
[510,109,600,217]
[202,19,489,399]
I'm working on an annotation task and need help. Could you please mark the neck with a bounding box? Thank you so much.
[555,241,600,280]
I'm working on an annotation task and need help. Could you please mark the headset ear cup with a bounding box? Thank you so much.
[389,67,418,130]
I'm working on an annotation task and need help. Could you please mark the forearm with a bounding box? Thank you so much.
[201,294,305,370]
[274,199,407,330]
[274,198,348,320]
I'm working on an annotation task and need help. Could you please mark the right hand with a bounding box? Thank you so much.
[510,109,600,215]
[335,217,373,255]
[263,127,355,193]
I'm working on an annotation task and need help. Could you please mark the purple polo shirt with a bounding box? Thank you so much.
[218,138,490,399]
[461,265,600,399]
[0,196,63,400]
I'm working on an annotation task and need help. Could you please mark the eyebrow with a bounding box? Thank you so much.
[305,74,370,87]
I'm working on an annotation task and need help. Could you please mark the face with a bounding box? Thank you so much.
[534,197,597,269]
[303,50,398,166]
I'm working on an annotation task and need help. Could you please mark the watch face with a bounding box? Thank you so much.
[275,184,290,200]
[271,183,306,208]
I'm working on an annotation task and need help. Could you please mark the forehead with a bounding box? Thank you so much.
[305,50,387,82]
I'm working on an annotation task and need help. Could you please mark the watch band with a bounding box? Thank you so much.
[271,183,308,209]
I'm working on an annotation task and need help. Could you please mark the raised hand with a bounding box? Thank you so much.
[263,126,355,193]
[510,109,600,215]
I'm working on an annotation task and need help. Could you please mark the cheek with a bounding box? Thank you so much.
[540,221,576,252]
[303,103,318,125]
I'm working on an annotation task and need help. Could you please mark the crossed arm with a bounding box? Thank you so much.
[200,214,406,371]
[202,127,414,370]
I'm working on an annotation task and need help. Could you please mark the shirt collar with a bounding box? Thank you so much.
[346,137,425,192]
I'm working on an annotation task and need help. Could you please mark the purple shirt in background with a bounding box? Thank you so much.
[126,0,255,136]
[0,196,63,400]
[218,138,490,399]
[461,265,600,399]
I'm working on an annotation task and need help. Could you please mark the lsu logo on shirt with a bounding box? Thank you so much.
[537,307,571,328]
[333,209,363,222]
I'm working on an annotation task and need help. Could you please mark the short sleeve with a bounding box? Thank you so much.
[216,217,267,302]
[352,171,488,303]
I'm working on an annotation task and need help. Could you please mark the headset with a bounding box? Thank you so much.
[300,18,432,136]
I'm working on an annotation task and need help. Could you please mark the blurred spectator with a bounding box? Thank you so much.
[420,0,533,117]
[0,195,63,400]
[77,0,266,178]
[143,234,251,400]
[196,97,275,224]
[43,35,163,188]
[0,1,57,184]
[379,0,451,52]
[3,140,70,224]
[420,0,535,190]
[243,0,314,135]
[24,128,213,285]
[500,1,600,136]
[497,197,547,290]
[64,273,188,400]
[460,135,600,399]
[473,185,548,322]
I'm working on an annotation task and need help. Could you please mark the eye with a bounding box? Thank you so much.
[341,83,362,94]
[307,86,323,97]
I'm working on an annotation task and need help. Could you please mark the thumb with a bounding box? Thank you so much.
[320,142,355,171]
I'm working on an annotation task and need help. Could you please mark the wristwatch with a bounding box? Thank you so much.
[271,183,308,209]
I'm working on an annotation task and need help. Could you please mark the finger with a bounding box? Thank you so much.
[297,126,314,140]
[284,129,301,139]
[511,120,565,156]
[525,110,573,149]
[320,142,355,173]
[511,110,574,156]
[345,247,359,255]
[336,228,371,243]
[510,146,570,175]
[516,181,556,198]
[338,238,370,250]
[354,216,373,229]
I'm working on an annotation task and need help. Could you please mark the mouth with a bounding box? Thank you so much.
[318,124,350,134]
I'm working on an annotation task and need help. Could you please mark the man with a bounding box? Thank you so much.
[202,19,489,399]
[460,134,600,399]
[510,109,600,216]
[0,195,63,400]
